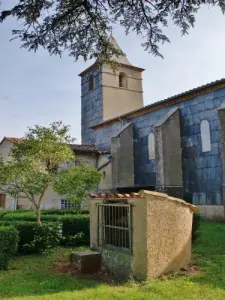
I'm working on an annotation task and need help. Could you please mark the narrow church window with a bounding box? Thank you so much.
[148,133,155,160]
[89,75,94,91]
[200,120,211,152]
[119,72,127,88]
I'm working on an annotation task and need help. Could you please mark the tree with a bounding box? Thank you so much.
[1,1,225,59]
[0,121,83,225]
[54,164,102,204]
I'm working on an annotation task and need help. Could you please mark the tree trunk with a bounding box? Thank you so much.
[36,207,42,225]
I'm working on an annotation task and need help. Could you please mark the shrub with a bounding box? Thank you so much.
[3,213,59,222]
[192,212,201,242]
[2,212,90,247]
[60,214,90,246]
[41,209,89,215]
[0,211,8,219]
[0,226,19,269]
[0,221,62,254]
[23,223,62,254]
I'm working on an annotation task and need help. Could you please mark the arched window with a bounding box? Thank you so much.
[148,133,155,160]
[200,120,211,152]
[89,75,94,91]
[119,72,127,88]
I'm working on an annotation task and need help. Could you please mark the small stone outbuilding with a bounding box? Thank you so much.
[89,190,198,280]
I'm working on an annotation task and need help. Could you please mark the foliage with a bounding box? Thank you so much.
[41,209,89,215]
[54,165,101,204]
[0,226,18,270]
[1,213,90,247]
[2,213,60,222]
[60,214,90,246]
[0,221,225,299]
[192,212,201,243]
[0,121,75,224]
[1,1,225,60]
[0,221,62,254]
[23,223,62,254]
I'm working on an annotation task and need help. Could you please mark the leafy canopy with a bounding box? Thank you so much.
[1,1,225,59]
[54,165,102,203]
[0,122,75,214]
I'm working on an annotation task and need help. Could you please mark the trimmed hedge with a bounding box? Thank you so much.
[192,212,201,242]
[3,213,59,222]
[0,226,19,269]
[0,221,62,254]
[0,213,90,248]
[0,211,8,220]
[41,209,89,215]
[60,214,90,246]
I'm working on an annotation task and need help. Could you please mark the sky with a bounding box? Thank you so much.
[1,3,225,143]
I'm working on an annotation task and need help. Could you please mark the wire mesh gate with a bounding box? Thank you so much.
[97,203,132,253]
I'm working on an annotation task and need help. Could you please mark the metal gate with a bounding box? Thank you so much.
[97,203,132,253]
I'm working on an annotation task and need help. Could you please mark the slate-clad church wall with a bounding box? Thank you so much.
[93,88,225,205]
[81,68,103,145]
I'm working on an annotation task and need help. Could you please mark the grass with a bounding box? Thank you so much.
[0,220,225,300]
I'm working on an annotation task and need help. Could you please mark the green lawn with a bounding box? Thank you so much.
[0,220,225,300]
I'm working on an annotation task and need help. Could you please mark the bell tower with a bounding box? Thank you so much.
[79,36,144,145]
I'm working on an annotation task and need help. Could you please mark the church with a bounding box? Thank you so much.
[79,36,225,221]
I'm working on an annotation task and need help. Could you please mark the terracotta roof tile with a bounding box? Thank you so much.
[88,193,140,199]
[71,144,110,154]
[0,138,110,155]
[2,137,24,143]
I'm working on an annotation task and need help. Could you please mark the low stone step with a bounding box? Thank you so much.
[69,250,102,274]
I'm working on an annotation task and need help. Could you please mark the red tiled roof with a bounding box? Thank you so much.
[0,138,110,154]
[89,193,139,199]
[70,144,110,154]
[1,137,24,143]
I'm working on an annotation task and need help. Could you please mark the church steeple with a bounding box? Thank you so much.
[79,36,145,145]
[108,35,131,65]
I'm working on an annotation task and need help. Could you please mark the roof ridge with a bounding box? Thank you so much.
[92,78,225,129]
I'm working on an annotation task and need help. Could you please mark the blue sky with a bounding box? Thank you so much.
[1,4,225,143]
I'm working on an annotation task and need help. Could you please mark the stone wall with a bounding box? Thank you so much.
[111,123,134,190]
[155,108,183,198]
[218,103,225,216]
[102,249,132,280]
[89,191,196,280]
[81,67,103,145]
[93,88,225,207]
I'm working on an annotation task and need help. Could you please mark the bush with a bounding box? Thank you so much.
[41,209,89,215]
[1,212,90,247]
[60,214,90,246]
[24,223,62,254]
[0,221,62,254]
[3,213,59,222]
[0,211,8,220]
[0,226,19,269]
[192,212,201,242]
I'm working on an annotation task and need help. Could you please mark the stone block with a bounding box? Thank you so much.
[205,99,215,110]
[69,251,102,274]
[211,130,220,143]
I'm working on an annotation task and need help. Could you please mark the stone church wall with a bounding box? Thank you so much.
[93,88,225,208]
[81,67,103,145]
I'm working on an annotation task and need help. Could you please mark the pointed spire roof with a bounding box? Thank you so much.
[109,35,131,65]
[78,35,145,77]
